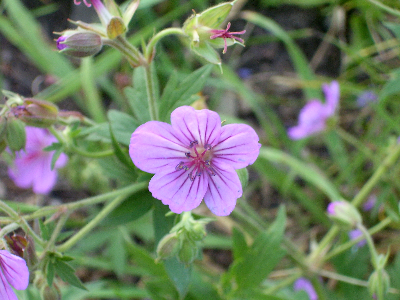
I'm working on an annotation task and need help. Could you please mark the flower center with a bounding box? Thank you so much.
[175,140,216,181]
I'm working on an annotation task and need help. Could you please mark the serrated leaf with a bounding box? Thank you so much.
[108,114,136,171]
[158,65,213,122]
[108,109,140,146]
[54,259,87,290]
[232,206,287,289]
[101,190,154,226]
[46,259,55,286]
[39,219,50,241]
[232,227,248,261]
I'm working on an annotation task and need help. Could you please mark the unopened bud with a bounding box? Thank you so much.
[6,117,26,151]
[4,234,28,258]
[178,240,198,265]
[41,283,62,300]
[189,223,206,242]
[57,31,103,57]
[327,201,362,229]
[11,99,58,128]
[156,232,179,260]
[368,269,390,300]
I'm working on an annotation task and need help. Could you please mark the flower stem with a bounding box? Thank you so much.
[69,144,114,158]
[324,217,392,261]
[308,142,400,265]
[144,63,159,120]
[335,127,374,160]
[57,194,127,252]
[24,182,147,220]
[145,27,186,61]
[0,200,44,246]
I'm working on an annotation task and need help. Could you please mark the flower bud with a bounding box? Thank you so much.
[156,232,179,260]
[41,283,62,300]
[4,234,28,258]
[6,117,26,151]
[57,31,103,57]
[11,99,58,128]
[368,269,390,300]
[327,201,362,229]
[178,240,198,265]
[188,222,207,242]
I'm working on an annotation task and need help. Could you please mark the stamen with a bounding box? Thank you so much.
[176,161,188,171]
[204,144,212,150]
[189,140,198,148]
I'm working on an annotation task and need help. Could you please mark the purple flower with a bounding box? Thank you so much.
[0,250,29,300]
[356,91,377,107]
[74,0,113,28]
[348,229,366,248]
[129,106,261,216]
[363,195,377,212]
[288,81,339,140]
[210,22,246,54]
[8,127,68,194]
[293,277,318,300]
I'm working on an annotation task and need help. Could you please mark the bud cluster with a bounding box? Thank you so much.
[156,212,213,265]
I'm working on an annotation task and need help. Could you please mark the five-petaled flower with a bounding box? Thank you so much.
[0,249,29,300]
[8,127,68,195]
[288,81,339,140]
[129,106,260,216]
[210,22,246,54]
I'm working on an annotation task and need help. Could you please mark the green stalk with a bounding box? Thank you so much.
[24,182,147,220]
[57,194,127,252]
[145,27,186,60]
[308,142,400,264]
[0,200,44,246]
[144,63,159,120]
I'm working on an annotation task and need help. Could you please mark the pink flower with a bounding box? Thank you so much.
[288,81,339,140]
[0,250,29,300]
[294,277,318,300]
[210,22,246,54]
[74,0,113,27]
[129,106,261,216]
[8,127,68,194]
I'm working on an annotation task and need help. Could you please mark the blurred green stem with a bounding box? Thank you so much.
[308,142,400,265]
[145,27,186,60]
[24,181,147,220]
[80,57,107,123]
[57,194,126,252]
[0,200,44,246]
[367,0,400,18]
[144,63,159,120]
[335,127,374,160]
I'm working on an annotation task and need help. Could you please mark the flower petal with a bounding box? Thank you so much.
[149,168,208,213]
[170,106,221,147]
[0,250,29,290]
[203,160,242,216]
[323,80,339,114]
[212,124,260,169]
[0,270,18,300]
[288,100,328,140]
[31,154,58,194]
[129,121,188,174]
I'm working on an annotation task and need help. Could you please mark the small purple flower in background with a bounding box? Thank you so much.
[348,229,366,248]
[129,106,261,216]
[288,81,339,140]
[8,127,68,194]
[294,277,318,300]
[210,22,246,54]
[363,195,377,212]
[356,90,377,108]
[0,249,29,300]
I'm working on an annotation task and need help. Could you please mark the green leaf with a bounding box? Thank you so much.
[232,206,287,289]
[54,259,87,290]
[158,65,213,122]
[98,156,137,184]
[107,109,140,146]
[101,190,154,226]
[46,259,55,286]
[108,229,127,277]
[258,147,341,201]
[164,257,191,299]
[38,219,50,241]
[232,227,248,261]
[108,112,137,171]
